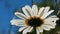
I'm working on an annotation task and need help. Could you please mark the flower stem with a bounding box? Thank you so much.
[33,27,36,34]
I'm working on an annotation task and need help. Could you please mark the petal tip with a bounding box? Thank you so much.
[15,12,19,15]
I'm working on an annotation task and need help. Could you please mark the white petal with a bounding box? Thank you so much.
[44,17,58,26]
[44,21,56,27]
[15,12,27,19]
[28,27,33,32]
[44,7,50,14]
[41,7,50,18]
[43,25,50,31]
[19,27,27,32]
[41,10,54,19]
[45,16,59,22]
[10,19,25,26]
[22,7,30,18]
[39,29,43,33]
[43,10,54,19]
[23,26,31,34]
[36,28,40,34]
[38,7,45,17]
[45,24,56,29]
[25,5,34,17]
[32,5,38,16]
[38,27,43,33]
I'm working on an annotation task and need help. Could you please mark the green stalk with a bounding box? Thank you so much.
[33,27,36,34]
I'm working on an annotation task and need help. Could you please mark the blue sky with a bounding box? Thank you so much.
[0,0,32,34]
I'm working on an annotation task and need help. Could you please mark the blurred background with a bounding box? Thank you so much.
[0,0,60,34]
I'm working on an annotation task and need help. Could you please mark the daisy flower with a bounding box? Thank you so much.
[10,5,59,34]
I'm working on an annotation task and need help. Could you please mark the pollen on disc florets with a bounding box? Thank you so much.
[25,16,44,27]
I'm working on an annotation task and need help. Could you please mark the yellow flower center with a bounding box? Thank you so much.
[25,16,44,27]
